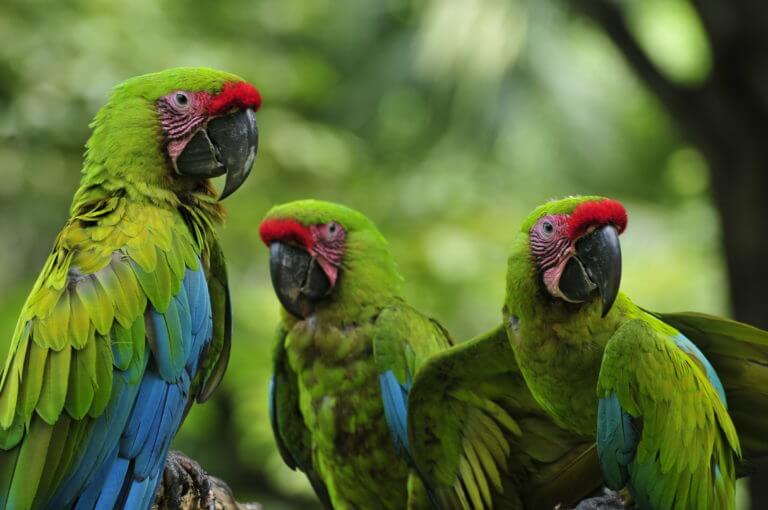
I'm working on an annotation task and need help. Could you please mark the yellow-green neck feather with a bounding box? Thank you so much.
[70,72,225,226]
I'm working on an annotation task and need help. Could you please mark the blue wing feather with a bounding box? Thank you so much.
[174,286,193,362]
[597,328,728,506]
[120,372,167,458]
[92,455,129,509]
[379,369,412,457]
[46,260,213,509]
[150,300,186,382]
[72,443,120,510]
[47,366,144,508]
[597,392,637,490]
[121,472,157,510]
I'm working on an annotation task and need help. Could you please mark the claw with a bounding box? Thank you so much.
[158,450,217,510]
[573,488,630,510]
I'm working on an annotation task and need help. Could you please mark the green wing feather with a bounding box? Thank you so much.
[597,317,740,510]
[0,197,204,507]
[372,303,452,393]
[647,310,768,475]
[407,325,602,510]
[270,324,333,509]
[194,232,231,403]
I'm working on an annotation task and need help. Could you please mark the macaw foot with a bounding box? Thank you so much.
[572,488,630,510]
[155,451,261,510]
[156,450,215,510]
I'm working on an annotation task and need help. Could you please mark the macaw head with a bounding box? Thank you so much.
[85,67,261,200]
[259,200,401,319]
[522,196,627,317]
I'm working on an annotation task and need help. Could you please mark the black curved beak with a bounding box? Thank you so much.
[175,108,258,200]
[268,241,331,318]
[558,225,622,317]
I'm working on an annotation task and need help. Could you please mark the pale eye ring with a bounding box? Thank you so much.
[541,220,555,237]
[174,92,189,107]
[328,222,338,235]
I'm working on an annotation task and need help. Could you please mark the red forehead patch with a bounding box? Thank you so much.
[566,199,628,239]
[207,81,262,116]
[259,218,313,249]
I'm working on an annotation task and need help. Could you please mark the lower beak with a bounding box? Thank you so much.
[174,108,258,200]
[268,242,331,318]
[558,225,622,317]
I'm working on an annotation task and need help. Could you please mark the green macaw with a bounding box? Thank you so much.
[502,195,768,509]
[260,199,605,509]
[406,324,605,510]
[0,68,260,509]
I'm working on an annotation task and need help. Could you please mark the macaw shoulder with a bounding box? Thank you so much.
[599,313,728,412]
[372,303,449,381]
[55,198,197,273]
[601,315,686,367]
[24,198,201,330]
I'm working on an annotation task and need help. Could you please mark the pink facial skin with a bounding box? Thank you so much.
[530,199,628,301]
[157,82,262,169]
[259,218,347,287]
[308,222,345,287]
[158,90,212,164]
[530,214,576,300]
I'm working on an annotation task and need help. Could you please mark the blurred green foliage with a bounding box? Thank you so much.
[0,0,733,507]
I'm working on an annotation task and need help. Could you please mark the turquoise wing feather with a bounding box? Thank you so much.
[597,316,740,509]
[0,199,216,509]
[647,310,768,473]
[371,304,452,463]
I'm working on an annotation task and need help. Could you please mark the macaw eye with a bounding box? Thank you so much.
[174,92,189,107]
[541,220,555,238]
[328,222,338,236]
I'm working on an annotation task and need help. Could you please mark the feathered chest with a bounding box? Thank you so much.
[284,319,384,446]
[507,314,610,436]
[285,318,374,370]
[283,318,409,505]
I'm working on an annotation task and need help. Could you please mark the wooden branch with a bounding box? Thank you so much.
[569,0,709,131]
[154,472,261,510]
[206,476,262,510]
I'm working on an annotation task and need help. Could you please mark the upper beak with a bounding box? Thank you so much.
[268,241,331,318]
[558,225,622,317]
[174,108,258,200]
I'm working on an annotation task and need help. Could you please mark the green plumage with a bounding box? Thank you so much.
[0,67,241,508]
[267,200,604,510]
[407,324,604,509]
[501,196,767,510]
[267,200,448,509]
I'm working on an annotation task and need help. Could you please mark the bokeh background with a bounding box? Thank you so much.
[0,0,765,508]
